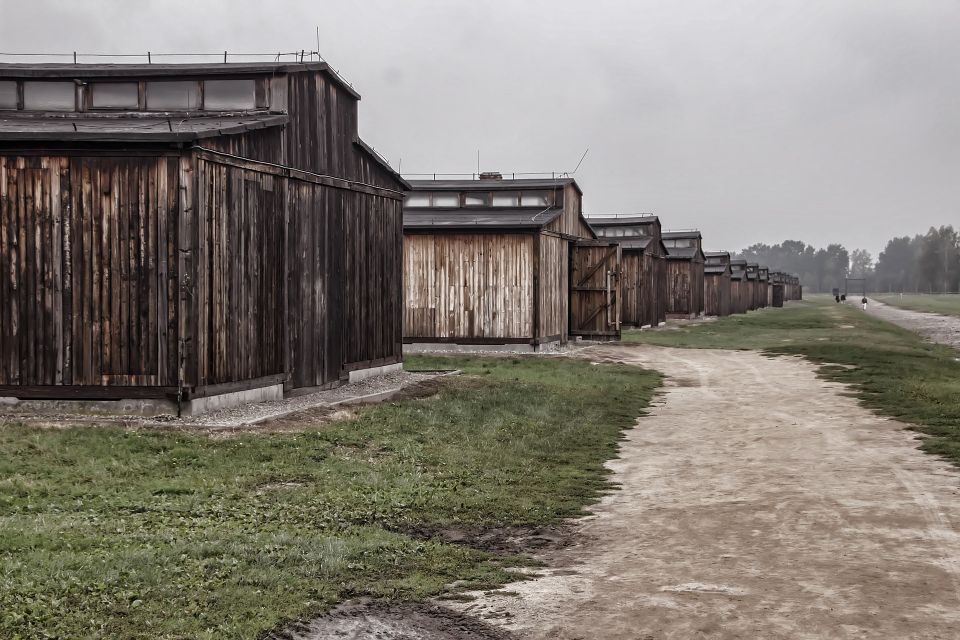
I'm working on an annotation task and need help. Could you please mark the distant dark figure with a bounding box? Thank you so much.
[835,295,841,303]
[841,294,846,302]
[861,296,868,310]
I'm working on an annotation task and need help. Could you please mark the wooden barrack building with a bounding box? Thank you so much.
[0,62,406,413]
[403,175,624,348]
[729,259,749,314]
[703,251,732,317]
[588,215,667,328]
[745,263,761,311]
[662,230,705,319]
[759,266,771,308]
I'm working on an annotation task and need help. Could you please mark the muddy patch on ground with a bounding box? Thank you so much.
[396,523,580,555]
[266,601,514,640]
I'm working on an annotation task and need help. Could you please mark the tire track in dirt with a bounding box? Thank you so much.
[450,345,960,639]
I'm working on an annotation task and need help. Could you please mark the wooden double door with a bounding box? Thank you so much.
[569,240,621,340]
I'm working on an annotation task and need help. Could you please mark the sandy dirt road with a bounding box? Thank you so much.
[451,345,960,639]
[864,299,960,350]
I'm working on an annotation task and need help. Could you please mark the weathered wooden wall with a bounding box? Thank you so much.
[538,233,569,342]
[1,148,403,397]
[619,250,663,328]
[286,70,359,180]
[403,232,534,341]
[652,254,667,325]
[342,190,403,369]
[704,272,731,316]
[198,128,286,165]
[645,253,668,327]
[197,152,403,390]
[729,279,747,314]
[193,158,286,388]
[666,260,704,318]
[0,154,180,390]
[545,184,593,238]
[620,252,642,327]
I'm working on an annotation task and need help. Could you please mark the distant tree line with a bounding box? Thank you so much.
[734,226,959,293]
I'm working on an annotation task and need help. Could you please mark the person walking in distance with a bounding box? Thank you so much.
[861,296,868,310]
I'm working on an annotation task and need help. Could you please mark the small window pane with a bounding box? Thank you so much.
[147,81,200,110]
[23,82,75,111]
[491,191,520,207]
[204,79,255,110]
[91,82,139,109]
[464,193,488,207]
[406,194,430,207]
[0,81,17,109]
[520,191,550,207]
[431,193,459,207]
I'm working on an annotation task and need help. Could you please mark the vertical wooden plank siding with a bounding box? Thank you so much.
[704,272,732,317]
[193,158,286,387]
[537,233,569,341]
[402,232,535,341]
[619,251,642,327]
[0,154,179,388]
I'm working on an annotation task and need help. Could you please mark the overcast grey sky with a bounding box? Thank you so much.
[2,0,957,257]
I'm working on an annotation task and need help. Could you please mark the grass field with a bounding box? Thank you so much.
[624,298,960,465]
[872,293,960,317]
[0,357,659,639]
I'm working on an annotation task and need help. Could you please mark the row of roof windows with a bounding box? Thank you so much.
[405,190,557,208]
[595,226,649,238]
[0,79,259,112]
[662,238,698,248]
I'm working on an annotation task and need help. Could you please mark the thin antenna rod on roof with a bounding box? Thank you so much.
[316,26,321,61]
[572,148,589,174]
[477,149,480,177]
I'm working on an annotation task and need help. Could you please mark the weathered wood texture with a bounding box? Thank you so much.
[620,251,664,328]
[0,154,179,387]
[193,158,285,387]
[544,184,593,238]
[666,260,704,318]
[729,279,748,314]
[705,271,731,316]
[197,154,403,389]
[620,252,642,327]
[651,254,667,325]
[199,128,285,165]
[569,241,621,339]
[1,150,403,396]
[403,232,534,340]
[342,190,403,367]
[772,284,785,307]
[538,233,568,341]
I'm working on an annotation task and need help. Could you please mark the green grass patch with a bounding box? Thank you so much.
[0,357,660,639]
[625,297,960,464]
[873,293,960,317]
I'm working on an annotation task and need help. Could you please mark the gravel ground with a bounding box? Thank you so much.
[448,344,960,639]
[865,298,960,351]
[1,370,450,431]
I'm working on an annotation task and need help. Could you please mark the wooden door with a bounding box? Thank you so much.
[569,241,621,340]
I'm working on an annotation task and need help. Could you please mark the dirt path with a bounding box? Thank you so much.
[451,345,960,639]
[865,298,960,350]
